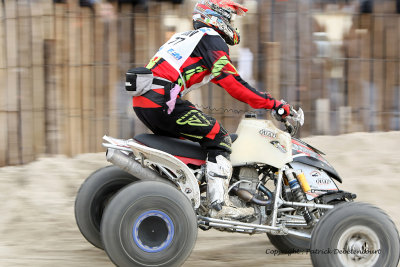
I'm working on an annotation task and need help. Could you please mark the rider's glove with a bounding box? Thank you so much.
[274,102,291,119]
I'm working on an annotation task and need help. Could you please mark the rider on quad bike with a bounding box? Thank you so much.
[128,0,291,219]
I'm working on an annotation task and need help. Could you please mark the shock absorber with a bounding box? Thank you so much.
[284,169,315,225]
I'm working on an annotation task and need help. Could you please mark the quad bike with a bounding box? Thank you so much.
[75,108,400,267]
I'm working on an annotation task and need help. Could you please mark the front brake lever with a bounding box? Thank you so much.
[288,108,304,126]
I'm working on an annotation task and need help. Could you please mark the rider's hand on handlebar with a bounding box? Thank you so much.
[274,102,291,120]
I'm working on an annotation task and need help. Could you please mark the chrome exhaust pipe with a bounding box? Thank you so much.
[106,148,174,185]
[230,187,272,206]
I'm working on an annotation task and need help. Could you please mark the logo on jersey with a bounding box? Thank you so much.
[167,48,183,61]
[212,55,238,77]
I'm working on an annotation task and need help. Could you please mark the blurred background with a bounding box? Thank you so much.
[1,0,400,167]
[1,2,400,266]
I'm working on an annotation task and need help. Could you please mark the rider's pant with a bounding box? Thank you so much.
[132,89,232,162]
[133,90,233,209]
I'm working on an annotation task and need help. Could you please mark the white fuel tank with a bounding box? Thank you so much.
[230,118,292,168]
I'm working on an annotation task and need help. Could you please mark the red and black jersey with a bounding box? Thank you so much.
[133,27,281,110]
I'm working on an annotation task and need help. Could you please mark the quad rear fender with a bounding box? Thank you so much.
[103,136,201,209]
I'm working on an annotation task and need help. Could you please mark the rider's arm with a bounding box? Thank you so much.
[198,34,283,110]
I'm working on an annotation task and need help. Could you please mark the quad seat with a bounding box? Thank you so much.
[134,133,238,160]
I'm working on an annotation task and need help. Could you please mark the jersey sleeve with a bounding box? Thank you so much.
[197,34,281,110]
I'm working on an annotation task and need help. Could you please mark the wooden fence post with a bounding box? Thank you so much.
[372,15,384,131]
[4,0,20,165]
[54,2,68,155]
[397,16,400,130]
[18,0,35,164]
[284,9,298,104]
[94,5,105,152]
[66,2,83,155]
[264,42,281,100]
[44,39,58,155]
[298,0,312,136]
[31,0,48,156]
[359,14,372,132]
[0,0,7,166]
[107,2,119,138]
[81,7,94,153]
[345,16,361,132]
[384,17,398,130]
[118,3,137,139]
[315,98,330,135]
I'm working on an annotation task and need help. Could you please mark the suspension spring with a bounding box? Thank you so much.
[285,169,315,225]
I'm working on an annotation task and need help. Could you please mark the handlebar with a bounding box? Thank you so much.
[271,107,304,137]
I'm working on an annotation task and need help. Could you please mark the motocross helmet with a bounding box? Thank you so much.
[192,0,248,46]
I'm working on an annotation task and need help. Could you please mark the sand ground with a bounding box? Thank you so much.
[0,131,399,267]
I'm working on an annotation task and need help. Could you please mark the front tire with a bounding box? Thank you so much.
[310,202,400,267]
[101,180,198,267]
[75,165,139,249]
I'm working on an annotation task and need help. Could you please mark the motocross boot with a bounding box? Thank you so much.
[206,155,254,220]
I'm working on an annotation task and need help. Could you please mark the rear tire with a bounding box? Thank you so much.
[75,165,139,249]
[101,180,198,267]
[311,202,400,267]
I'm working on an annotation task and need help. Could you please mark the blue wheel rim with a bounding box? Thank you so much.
[133,210,174,253]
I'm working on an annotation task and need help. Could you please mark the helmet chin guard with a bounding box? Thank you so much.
[192,0,248,46]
